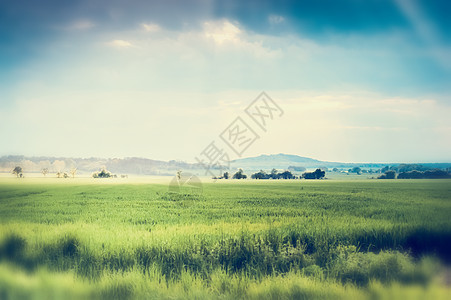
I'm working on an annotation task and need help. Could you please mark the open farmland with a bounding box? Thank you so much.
[0,177,450,299]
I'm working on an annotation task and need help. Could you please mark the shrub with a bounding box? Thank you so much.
[0,234,26,260]
[233,169,247,179]
[378,170,396,179]
[302,169,325,179]
[92,169,113,178]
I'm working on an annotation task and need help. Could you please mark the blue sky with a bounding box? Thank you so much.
[0,0,450,163]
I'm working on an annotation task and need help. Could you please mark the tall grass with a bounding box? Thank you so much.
[0,179,450,298]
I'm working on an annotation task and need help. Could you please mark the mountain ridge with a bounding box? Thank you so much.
[1,154,450,175]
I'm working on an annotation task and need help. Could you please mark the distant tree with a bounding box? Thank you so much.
[398,169,450,179]
[396,164,427,173]
[250,169,294,180]
[279,170,294,179]
[386,170,396,179]
[56,172,62,178]
[349,167,362,175]
[302,169,325,179]
[39,160,51,174]
[70,168,77,178]
[270,168,279,179]
[424,169,450,179]
[176,170,182,180]
[12,166,23,178]
[233,169,247,179]
[303,172,314,179]
[41,168,49,176]
[251,170,269,179]
[380,166,389,173]
[223,172,229,179]
[378,170,396,179]
[63,172,69,178]
[332,168,339,172]
[398,170,424,179]
[92,169,112,178]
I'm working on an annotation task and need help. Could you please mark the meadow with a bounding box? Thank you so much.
[0,177,450,299]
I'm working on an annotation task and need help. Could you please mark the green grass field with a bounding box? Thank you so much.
[0,177,450,299]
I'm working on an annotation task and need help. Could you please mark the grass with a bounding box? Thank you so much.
[0,177,450,299]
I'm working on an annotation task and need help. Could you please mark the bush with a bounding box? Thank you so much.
[251,170,270,179]
[302,169,325,179]
[396,169,449,179]
[398,170,424,179]
[233,169,247,179]
[378,170,396,179]
[424,169,450,179]
[0,234,26,260]
[251,170,295,180]
[92,169,113,178]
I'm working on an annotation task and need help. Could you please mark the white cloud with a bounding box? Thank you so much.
[269,92,451,162]
[3,17,450,162]
[2,79,451,162]
[108,39,133,48]
[204,20,242,44]
[142,23,161,32]
[198,20,280,58]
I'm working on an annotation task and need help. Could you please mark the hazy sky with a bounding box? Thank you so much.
[1,0,450,163]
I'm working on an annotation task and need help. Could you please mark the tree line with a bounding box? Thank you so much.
[214,168,326,180]
[378,169,451,179]
[11,166,77,178]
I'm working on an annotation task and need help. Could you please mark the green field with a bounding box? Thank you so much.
[0,177,450,299]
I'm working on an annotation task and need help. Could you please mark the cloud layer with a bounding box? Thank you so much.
[0,0,450,162]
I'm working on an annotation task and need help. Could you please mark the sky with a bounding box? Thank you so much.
[0,0,450,163]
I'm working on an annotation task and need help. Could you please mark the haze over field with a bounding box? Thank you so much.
[1,154,450,177]
[1,2,451,299]
[1,0,450,163]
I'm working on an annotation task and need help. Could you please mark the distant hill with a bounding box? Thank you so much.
[0,155,199,176]
[230,154,325,170]
[1,154,450,176]
[231,153,356,170]
[230,154,451,172]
